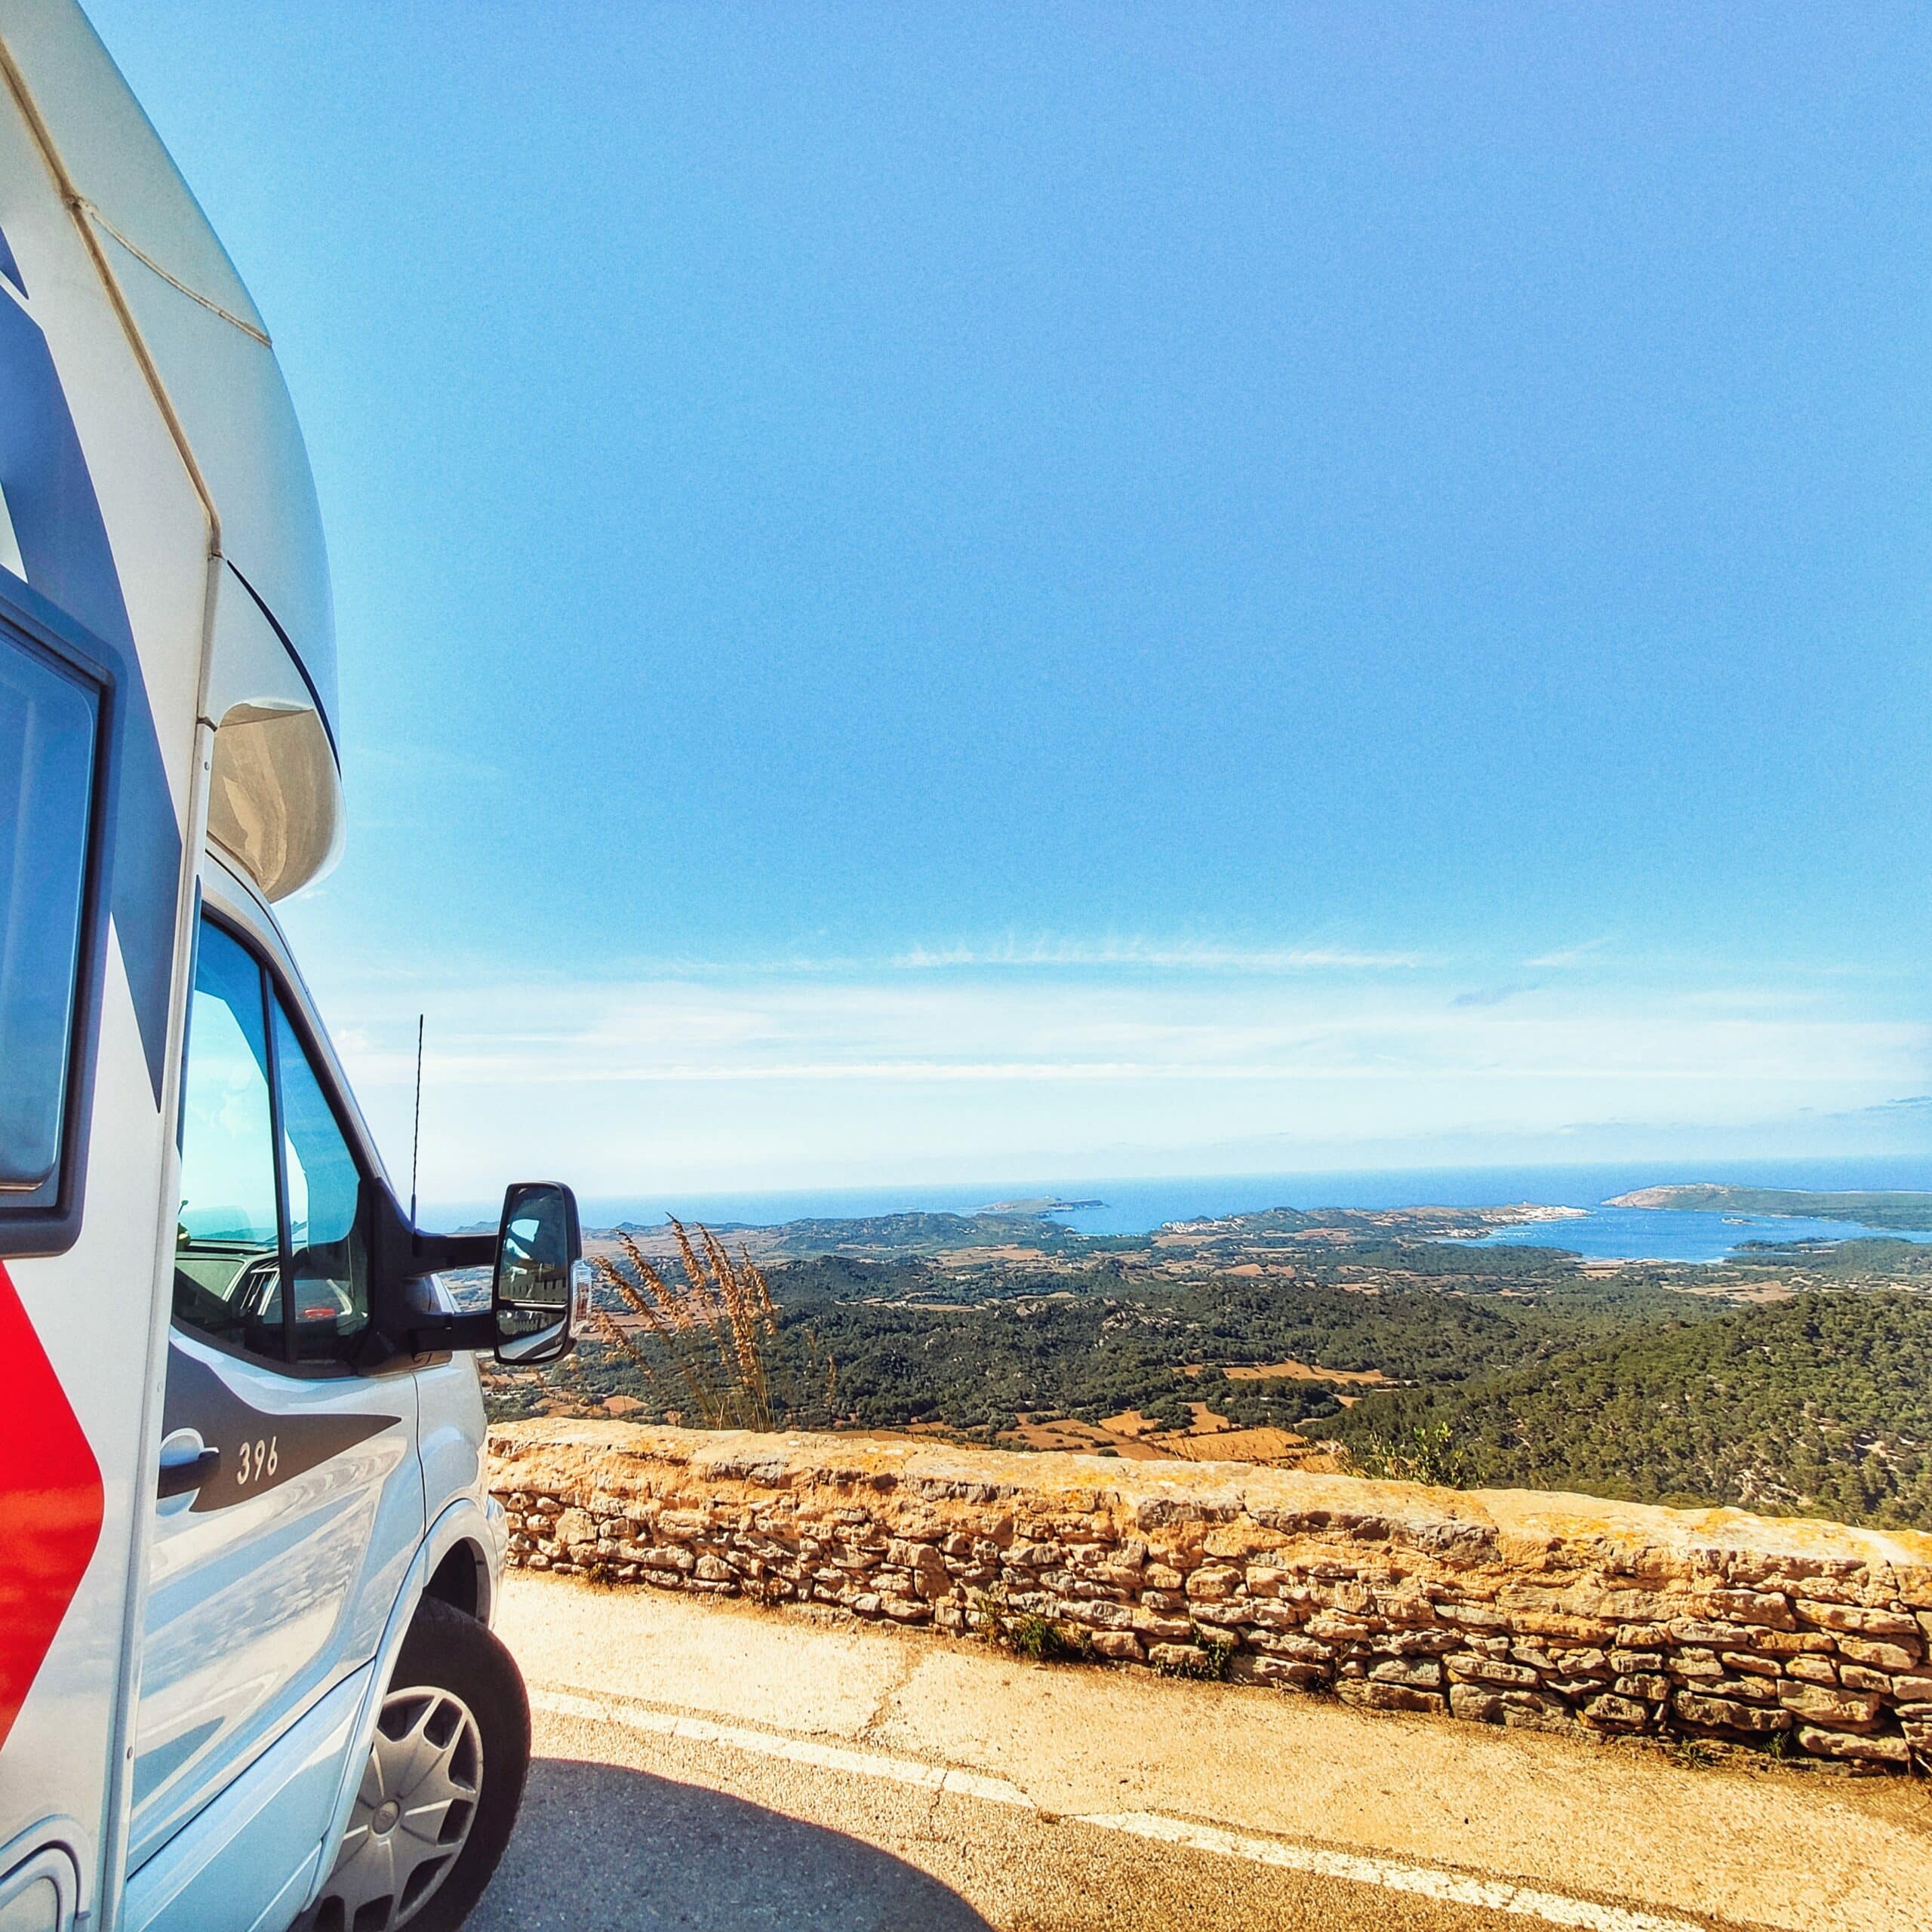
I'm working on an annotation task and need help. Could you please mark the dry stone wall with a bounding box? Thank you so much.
[490,1420,1932,1770]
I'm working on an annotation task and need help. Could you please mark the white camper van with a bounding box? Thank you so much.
[0,9,584,1930]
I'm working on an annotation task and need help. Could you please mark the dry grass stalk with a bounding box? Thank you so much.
[589,1219,828,1432]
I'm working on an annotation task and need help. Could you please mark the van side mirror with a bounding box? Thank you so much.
[491,1181,586,1365]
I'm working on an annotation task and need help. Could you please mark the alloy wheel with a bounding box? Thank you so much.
[316,1684,484,1930]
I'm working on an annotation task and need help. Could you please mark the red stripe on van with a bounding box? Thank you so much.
[0,1259,104,1752]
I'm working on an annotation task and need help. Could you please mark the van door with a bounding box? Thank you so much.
[129,912,423,1871]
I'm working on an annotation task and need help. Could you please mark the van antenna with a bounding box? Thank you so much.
[410,1013,425,1229]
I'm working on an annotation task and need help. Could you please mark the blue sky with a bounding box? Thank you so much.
[89,4,1932,1198]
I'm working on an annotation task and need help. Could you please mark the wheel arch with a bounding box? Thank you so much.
[420,1538,488,1624]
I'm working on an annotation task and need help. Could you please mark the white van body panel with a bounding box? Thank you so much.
[122,1666,369,1932]
[0,35,214,1926]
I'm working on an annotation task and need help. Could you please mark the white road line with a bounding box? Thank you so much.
[1077,1814,1706,1932]
[530,1686,1709,1932]
[533,1687,1035,1806]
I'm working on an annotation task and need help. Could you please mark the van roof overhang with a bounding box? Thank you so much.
[0,1,343,898]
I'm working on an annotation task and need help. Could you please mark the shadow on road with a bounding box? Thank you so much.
[467,1754,996,1931]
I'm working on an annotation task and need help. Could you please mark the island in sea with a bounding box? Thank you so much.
[977,1196,1106,1215]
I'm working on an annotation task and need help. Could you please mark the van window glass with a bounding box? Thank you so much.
[174,924,283,1352]
[272,995,370,1361]
[0,632,99,1201]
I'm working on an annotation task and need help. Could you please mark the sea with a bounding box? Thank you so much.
[428,1155,1932,1265]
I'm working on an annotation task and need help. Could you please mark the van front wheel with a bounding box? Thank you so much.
[313,1595,531,1931]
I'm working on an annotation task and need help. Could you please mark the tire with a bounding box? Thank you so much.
[311,1595,531,1932]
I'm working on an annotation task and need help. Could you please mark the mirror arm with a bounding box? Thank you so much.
[403,1308,497,1353]
[409,1229,498,1274]
[365,1186,506,1361]
[396,1228,499,1352]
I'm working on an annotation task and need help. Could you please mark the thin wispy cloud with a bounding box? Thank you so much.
[891,938,1423,973]
[1525,938,1611,970]
[1452,986,1527,1009]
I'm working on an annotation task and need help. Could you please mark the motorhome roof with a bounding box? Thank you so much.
[2,0,343,895]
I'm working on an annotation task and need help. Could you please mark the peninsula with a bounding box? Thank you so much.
[1607,1183,1932,1230]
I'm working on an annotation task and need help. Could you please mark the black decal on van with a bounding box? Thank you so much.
[162,1343,398,1513]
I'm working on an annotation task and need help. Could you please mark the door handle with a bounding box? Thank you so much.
[157,1433,221,1500]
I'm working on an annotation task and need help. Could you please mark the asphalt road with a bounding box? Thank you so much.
[467,1574,1932,1932]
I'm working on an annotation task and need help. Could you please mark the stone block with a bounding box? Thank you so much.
[1246,1631,1334,1663]
[1786,1654,1838,1686]
[1666,1619,1761,1648]
[1230,1654,1324,1690]
[1672,1690,1789,1734]
[1778,1683,1883,1730]
[1131,1609,1195,1643]
[1369,1657,1443,1690]
[1553,1647,1610,1675]
[553,1508,596,1550]
[1838,1635,1920,1673]
[1897,1706,1932,1751]
[1614,1675,1671,1703]
[1709,1588,1795,1630]
[1384,1629,1460,1657]
[1748,1630,1835,1657]
[1346,1681,1446,1715]
[1794,1601,1919,1638]
[1839,1665,1893,1695]
[1583,1694,1650,1730]
[1449,1684,1505,1723]
[638,1545,696,1574]
[1089,1631,1144,1662]
[1438,1601,1509,1629]
[1186,1564,1242,1602]
[1669,1651,1724,1681]
[1306,1611,1377,1641]
[1447,1654,1540,1689]
[1063,1599,1135,1632]
[1710,1675,1777,1703]
[1243,1601,1303,1635]
[1796,1725,1910,1765]
[1079,1558,1146,1591]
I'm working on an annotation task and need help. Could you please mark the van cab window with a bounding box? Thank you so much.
[272,992,370,1359]
[174,923,282,1353]
[174,916,371,1367]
